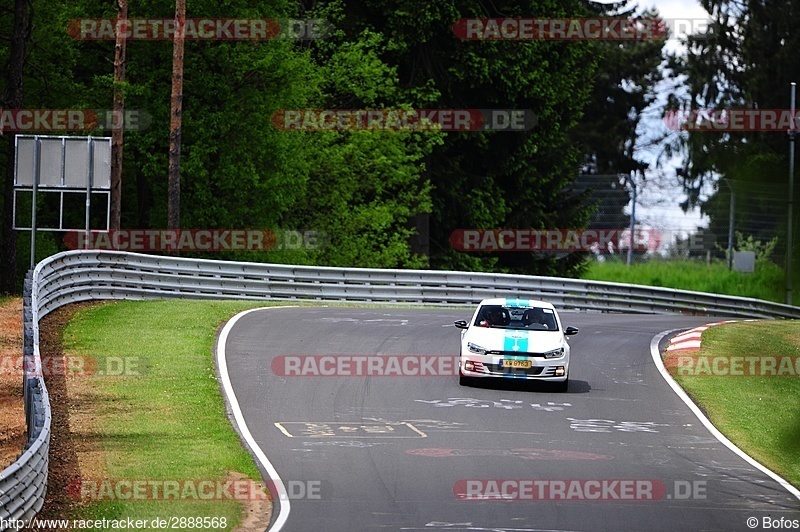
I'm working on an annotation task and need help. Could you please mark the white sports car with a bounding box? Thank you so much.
[454,298,579,392]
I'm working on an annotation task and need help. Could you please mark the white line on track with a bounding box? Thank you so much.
[651,328,800,502]
[217,307,295,531]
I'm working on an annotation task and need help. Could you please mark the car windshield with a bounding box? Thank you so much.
[473,305,559,331]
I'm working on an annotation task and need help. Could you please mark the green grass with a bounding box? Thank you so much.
[582,259,786,303]
[60,299,275,530]
[665,320,800,488]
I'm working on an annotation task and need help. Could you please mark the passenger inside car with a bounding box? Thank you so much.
[521,308,556,329]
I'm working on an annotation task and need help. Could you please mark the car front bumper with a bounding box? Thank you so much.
[459,354,568,381]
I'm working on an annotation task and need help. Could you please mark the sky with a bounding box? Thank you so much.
[644,0,713,242]
[595,0,715,251]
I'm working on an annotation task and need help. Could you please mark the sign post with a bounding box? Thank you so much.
[13,135,112,267]
[788,83,796,305]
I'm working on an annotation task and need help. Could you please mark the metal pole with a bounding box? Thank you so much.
[30,137,40,269]
[85,137,94,248]
[727,183,735,270]
[788,82,796,305]
[627,173,636,266]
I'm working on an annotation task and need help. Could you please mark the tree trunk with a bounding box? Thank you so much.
[167,0,186,232]
[110,0,128,231]
[1,0,30,293]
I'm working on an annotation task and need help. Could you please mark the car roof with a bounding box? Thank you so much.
[477,298,556,310]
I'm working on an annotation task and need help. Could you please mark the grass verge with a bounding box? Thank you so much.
[664,320,800,488]
[52,299,277,530]
[582,259,785,303]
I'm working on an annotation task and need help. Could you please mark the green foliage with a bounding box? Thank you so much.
[735,231,778,265]
[736,231,778,261]
[583,258,785,303]
[280,9,441,267]
[1,0,676,278]
[319,0,602,275]
[714,231,779,269]
[667,0,800,255]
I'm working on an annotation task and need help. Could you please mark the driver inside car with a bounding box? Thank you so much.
[478,308,504,327]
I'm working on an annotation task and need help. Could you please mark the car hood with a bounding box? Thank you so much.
[463,328,564,353]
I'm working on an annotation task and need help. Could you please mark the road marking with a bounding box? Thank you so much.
[531,402,572,412]
[415,397,524,410]
[415,398,572,412]
[406,448,613,460]
[428,430,545,435]
[274,421,427,438]
[217,306,297,532]
[651,328,800,502]
[274,423,294,438]
[566,418,668,433]
[400,524,543,531]
[302,440,391,448]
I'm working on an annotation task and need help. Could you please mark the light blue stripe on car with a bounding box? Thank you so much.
[503,333,529,353]
[502,333,529,377]
[503,297,531,308]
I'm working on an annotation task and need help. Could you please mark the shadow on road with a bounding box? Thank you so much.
[460,378,591,394]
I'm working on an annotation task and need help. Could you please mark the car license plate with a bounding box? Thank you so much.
[501,359,531,369]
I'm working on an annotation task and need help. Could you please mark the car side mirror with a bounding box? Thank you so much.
[454,320,469,329]
[565,326,579,336]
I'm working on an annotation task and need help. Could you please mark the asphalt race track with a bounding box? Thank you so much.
[219,306,800,531]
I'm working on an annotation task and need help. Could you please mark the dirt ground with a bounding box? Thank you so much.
[0,298,28,468]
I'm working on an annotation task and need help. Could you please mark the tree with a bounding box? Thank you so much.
[110,0,127,231]
[284,10,440,267]
[1,0,30,293]
[0,0,676,280]
[309,0,599,276]
[666,0,800,259]
[168,0,185,231]
[571,1,667,239]
[574,3,666,178]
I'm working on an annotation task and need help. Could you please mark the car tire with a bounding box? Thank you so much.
[553,378,569,392]
[458,370,471,387]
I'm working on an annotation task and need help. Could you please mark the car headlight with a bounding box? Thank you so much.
[543,347,564,359]
[467,342,488,355]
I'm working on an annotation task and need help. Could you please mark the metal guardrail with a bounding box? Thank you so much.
[4,249,800,529]
[0,273,50,530]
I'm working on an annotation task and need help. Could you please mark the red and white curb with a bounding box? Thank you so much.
[664,320,743,353]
